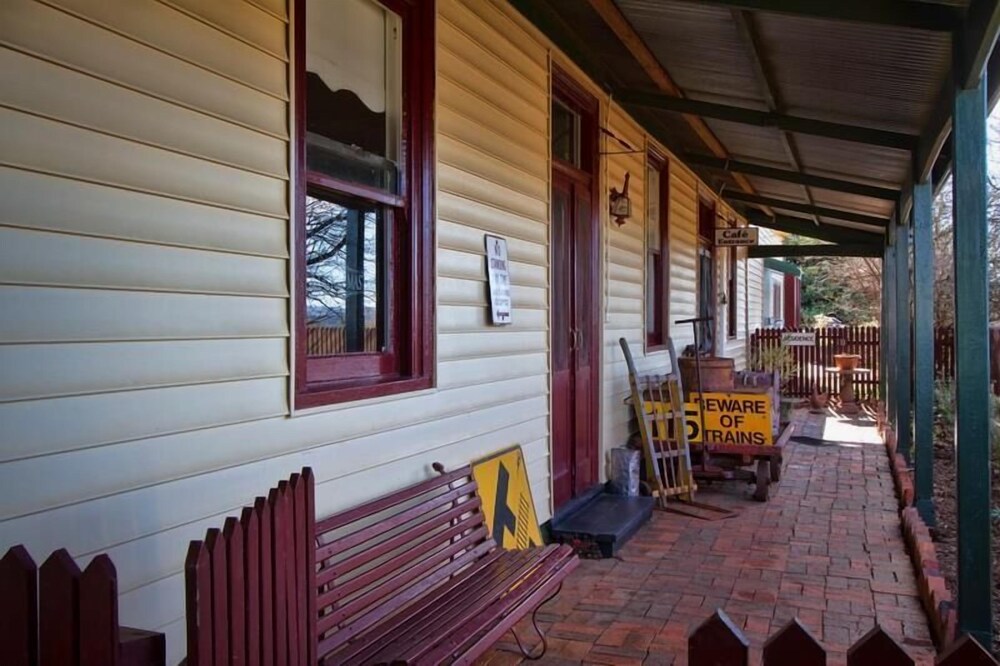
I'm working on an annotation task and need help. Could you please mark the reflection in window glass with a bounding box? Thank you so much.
[552,100,580,166]
[646,165,660,250]
[305,193,385,356]
[305,0,401,193]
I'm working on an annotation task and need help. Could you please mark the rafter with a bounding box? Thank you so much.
[664,0,960,32]
[618,90,918,150]
[683,154,899,200]
[585,0,762,200]
[749,244,882,258]
[725,191,890,227]
[745,210,884,245]
[730,9,818,222]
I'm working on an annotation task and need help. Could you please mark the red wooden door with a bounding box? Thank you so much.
[551,169,599,509]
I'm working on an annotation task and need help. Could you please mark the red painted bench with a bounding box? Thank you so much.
[184,464,578,665]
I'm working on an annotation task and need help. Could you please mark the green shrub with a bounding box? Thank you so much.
[934,379,955,430]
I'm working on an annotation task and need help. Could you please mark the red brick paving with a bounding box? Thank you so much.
[479,413,936,666]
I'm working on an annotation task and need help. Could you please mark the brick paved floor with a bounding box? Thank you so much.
[480,412,936,666]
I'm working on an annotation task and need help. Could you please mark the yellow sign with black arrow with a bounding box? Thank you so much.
[471,445,543,549]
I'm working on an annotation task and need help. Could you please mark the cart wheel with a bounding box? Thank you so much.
[769,457,782,483]
[753,460,770,502]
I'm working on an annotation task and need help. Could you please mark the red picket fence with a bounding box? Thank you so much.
[0,546,165,666]
[934,326,1000,395]
[750,326,881,399]
[688,609,995,665]
[184,470,315,666]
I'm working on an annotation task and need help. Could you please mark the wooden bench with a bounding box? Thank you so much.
[185,465,578,665]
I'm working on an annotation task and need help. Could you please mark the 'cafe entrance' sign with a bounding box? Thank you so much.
[714,227,759,247]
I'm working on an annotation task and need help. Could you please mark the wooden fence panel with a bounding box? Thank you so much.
[184,469,315,666]
[750,326,881,399]
[762,619,825,666]
[79,556,119,666]
[0,546,38,666]
[1,546,163,666]
[687,612,999,665]
[39,550,80,666]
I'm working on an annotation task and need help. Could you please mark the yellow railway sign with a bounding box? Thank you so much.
[691,392,773,446]
[652,391,773,446]
[471,445,543,549]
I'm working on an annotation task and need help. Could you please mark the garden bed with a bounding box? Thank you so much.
[929,386,1000,655]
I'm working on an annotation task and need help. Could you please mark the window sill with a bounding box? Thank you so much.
[294,374,433,411]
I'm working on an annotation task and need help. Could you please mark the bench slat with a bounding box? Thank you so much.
[366,549,548,664]
[318,511,484,606]
[415,546,579,665]
[325,548,513,665]
[315,466,472,534]
[317,498,482,588]
[316,536,493,654]
[443,549,579,666]
[315,479,479,562]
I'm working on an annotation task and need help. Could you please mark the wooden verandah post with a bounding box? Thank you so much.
[952,67,993,648]
[895,213,912,461]
[912,180,935,525]
[884,225,898,426]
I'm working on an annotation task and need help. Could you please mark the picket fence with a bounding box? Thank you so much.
[184,469,315,666]
[0,546,165,666]
[686,610,995,665]
[749,326,881,399]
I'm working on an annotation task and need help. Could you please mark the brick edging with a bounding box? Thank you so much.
[876,402,957,649]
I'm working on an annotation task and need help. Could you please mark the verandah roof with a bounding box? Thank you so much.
[510,0,999,247]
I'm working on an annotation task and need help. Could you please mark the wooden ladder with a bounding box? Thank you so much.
[620,337,697,507]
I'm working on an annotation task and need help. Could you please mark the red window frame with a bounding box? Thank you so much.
[646,154,670,350]
[293,0,435,409]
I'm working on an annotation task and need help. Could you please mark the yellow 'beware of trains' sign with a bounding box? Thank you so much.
[471,445,543,549]
[654,391,773,446]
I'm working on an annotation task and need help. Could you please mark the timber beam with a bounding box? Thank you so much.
[743,210,883,245]
[748,244,882,258]
[958,0,1000,90]
[617,89,919,150]
[725,191,890,227]
[684,154,900,201]
[584,0,763,200]
[664,0,960,32]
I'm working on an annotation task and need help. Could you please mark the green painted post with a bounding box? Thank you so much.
[884,227,898,426]
[895,220,912,460]
[912,180,935,524]
[878,245,889,400]
[952,74,993,648]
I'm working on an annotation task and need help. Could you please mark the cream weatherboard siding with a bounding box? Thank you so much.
[0,0,550,661]
[0,0,761,661]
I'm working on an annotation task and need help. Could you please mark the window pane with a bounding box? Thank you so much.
[646,165,660,249]
[552,100,579,166]
[306,0,401,193]
[305,193,385,356]
[646,254,658,336]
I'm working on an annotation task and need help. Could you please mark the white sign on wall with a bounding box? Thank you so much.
[715,227,759,247]
[485,234,512,325]
[782,331,816,346]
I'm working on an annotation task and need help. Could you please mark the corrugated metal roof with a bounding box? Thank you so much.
[516,0,972,232]
[616,1,767,106]
[754,13,951,134]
